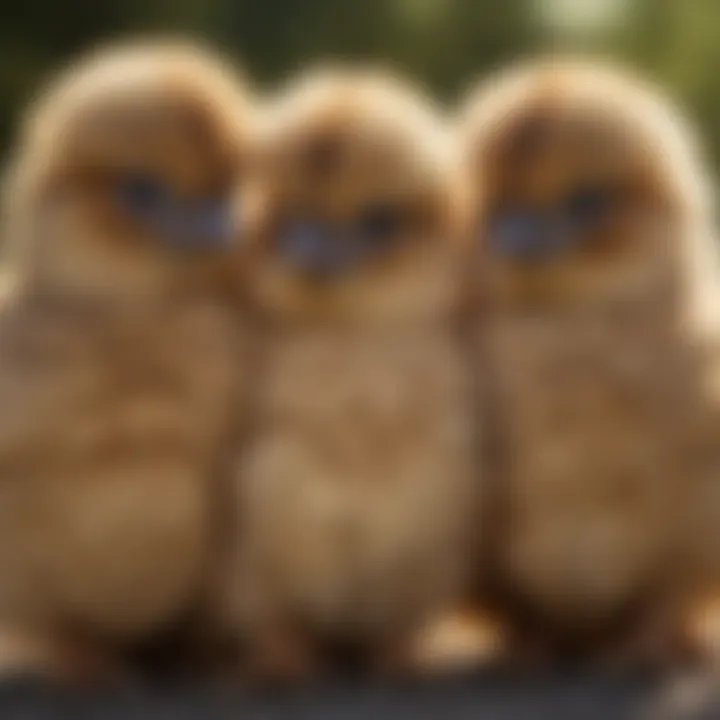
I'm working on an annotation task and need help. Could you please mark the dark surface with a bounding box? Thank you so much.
[1,670,719,720]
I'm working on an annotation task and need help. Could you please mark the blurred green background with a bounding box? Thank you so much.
[1,0,719,169]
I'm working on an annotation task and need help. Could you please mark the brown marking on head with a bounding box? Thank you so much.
[248,66,461,324]
[4,39,256,297]
[457,57,714,311]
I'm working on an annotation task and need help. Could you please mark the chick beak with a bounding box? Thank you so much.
[278,220,349,281]
[488,210,569,264]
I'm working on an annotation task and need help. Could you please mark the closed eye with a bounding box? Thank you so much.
[116,172,172,218]
[355,203,406,244]
[563,185,616,228]
[115,174,233,249]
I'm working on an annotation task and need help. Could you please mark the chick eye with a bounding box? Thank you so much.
[356,204,405,243]
[564,186,615,228]
[116,173,171,217]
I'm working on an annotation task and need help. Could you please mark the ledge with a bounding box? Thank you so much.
[0,670,718,719]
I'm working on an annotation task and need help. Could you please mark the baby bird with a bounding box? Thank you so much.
[0,40,254,683]
[458,57,720,668]
[222,67,482,681]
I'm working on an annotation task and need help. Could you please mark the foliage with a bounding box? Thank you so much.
[0,0,718,174]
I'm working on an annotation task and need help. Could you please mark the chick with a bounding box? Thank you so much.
[458,57,720,668]
[0,39,254,683]
[221,67,483,681]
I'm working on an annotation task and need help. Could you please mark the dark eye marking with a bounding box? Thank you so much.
[355,203,406,245]
[274,203,407,278]
[115,172,233,249]
[563,185,616,228]
[485,186,618,262]
[116,172,171,218]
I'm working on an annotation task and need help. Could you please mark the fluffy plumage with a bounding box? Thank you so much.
[221,67,482,680]
[458,57,720,667]
[0,40,253,683]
